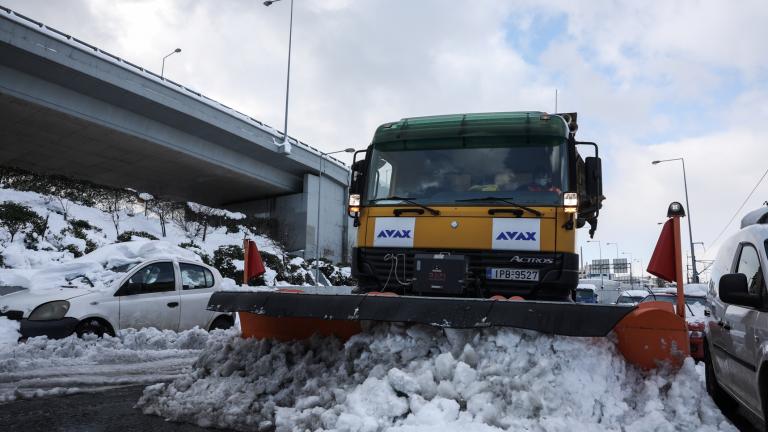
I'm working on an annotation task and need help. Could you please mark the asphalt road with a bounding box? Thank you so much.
[0,385,235,432]
[0,384,761,432]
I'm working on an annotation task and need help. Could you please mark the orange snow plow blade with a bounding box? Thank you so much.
[239,313,361,341]
[213,290,690,370]
[614,301,689,370]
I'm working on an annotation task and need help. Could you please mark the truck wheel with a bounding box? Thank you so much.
[209,315,234,331]
[75,318,114,338]
[704,344,736,411]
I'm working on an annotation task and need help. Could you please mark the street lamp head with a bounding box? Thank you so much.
[651,160,661,165]
[343,148,355,153]
[264,0,281,5]
[174,48,181,53]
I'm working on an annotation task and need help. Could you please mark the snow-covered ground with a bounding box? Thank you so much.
[0,327,224,403]
[137,325,735,432]
[0,184,351,289]
[0,187,280,271]
[0,316,20,347]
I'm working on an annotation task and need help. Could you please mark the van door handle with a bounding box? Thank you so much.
[167,302,179,308]
[717,321,731,331]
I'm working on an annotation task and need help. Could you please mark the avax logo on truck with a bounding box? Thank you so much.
[377,229,412,239]
[495,231,536,241]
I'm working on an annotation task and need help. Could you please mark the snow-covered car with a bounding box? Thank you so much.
[614,289,649,305]
[705,207,768,423]
[0,241,234,339]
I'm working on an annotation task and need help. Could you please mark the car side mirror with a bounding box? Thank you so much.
[719,273,761,307]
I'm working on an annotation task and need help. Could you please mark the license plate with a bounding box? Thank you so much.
[486,268,539,281]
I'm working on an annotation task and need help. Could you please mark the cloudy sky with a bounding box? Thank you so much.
[5,0,767,277]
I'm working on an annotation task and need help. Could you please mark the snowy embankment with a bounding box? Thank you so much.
[0,326,224,403]
[137,325,734,432]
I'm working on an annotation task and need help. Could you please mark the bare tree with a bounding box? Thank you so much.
[187,202,222,242]
[171,205,203,243]
[54,196,72,221]
[100,191,125,237]
[149,200,177,238]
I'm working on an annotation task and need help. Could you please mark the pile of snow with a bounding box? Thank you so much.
[137,325,734,432]
[0,240,199,293]
[0,326,223,402]
[0,316,20,346]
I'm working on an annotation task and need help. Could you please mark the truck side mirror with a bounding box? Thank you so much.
[350,159,366,195]
[584,156,602,201]
[348,154,366,223]
[719,273,760,307]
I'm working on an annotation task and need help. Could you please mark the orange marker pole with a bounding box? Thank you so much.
[672,216,685,320]
[243,238,250,285]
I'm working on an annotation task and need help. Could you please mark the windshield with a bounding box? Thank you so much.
[641,295,706,306]
[365,137,568,205]
[617,295,642,304]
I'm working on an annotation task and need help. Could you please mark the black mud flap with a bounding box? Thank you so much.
[208,291,636,337]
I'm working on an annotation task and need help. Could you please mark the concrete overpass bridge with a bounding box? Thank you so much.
[0,7,351,262]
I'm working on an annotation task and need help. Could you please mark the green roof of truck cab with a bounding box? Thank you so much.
[372,112,568,144]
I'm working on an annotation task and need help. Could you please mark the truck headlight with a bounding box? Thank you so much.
[563,192,578,213]
[29,300,70,321]
[348,194,361,214]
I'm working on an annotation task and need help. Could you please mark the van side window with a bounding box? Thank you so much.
[736,244,764,296]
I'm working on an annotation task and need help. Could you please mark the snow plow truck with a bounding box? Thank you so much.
[210,111,691,370]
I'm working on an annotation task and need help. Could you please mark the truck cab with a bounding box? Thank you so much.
[347,112,604,300]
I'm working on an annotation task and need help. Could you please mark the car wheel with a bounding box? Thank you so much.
[75,318,113,338]
[704,343,736,411]
[209,315,234,331]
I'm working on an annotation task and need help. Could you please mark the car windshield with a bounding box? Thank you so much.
[617,295,641,304]
[365,136,568,205]
[641,294,705,306]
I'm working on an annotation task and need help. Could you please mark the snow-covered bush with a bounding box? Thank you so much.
[117,230,159,242]
[0,201,43,243]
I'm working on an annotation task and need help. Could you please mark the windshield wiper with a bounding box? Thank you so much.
[369,196,440,216]
[455,197,542,216]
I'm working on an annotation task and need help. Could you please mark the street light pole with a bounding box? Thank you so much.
[622,252,633,287]
[606,242,619,278]
[315,148,354,286]
[587,240,603,288]
[264,0,294,154]
[161,48,181,78]
[652,157,699,282]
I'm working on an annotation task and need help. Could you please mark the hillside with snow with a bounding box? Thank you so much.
[0,168,351,288]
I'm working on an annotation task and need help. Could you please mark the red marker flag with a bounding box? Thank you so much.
[243,239,266,284]
[647,219,677,282]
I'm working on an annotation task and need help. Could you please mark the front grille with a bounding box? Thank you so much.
[0,310,23,321]
[357,248,566,293]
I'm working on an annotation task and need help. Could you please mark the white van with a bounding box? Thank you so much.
[705,206,768,425]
